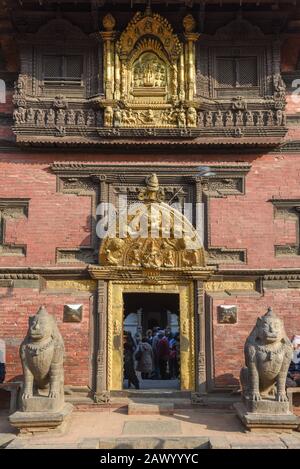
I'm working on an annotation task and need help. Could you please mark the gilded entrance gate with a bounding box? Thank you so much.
[89,174,214,400]
[108,282,194,391]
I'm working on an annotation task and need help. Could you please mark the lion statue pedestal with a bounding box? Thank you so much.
[9,306,73,434]
[234,307,299,432]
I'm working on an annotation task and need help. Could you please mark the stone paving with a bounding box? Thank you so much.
[2,408,300,449]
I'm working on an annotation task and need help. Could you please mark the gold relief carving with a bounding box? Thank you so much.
[104,107,114,127]
[187,107,197,127]
[182,319,188,336]
[103,13,116,32]
[183,14,197,33]
[132,49,167,93]
[115,108,189,128]
[204,281,256,292]
[100,9,199,129]
[117,12,181,62]
[113,319,121,335]
[108,282,194,391]
[108,282,123,390]
[46,280,97,292]
[138,173,164,202]
[99,174,205,269]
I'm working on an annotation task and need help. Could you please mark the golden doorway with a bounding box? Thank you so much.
[108,282,195,392]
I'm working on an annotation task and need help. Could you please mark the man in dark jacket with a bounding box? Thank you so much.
[124,331,139,389]
[157,331,170,380]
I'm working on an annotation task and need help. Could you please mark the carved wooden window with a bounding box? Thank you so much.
[214,51,260,98]
[43,55,83,85]
[196,45,267,99]
[216,56,258,90]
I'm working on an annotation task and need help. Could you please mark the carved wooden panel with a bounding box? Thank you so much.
[55,176,99,264]
[0,199,29,256]
[271,200,300,257]
[11,10,287,148]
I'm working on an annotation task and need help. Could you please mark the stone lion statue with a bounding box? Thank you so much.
[240,307,292,402]
[20,306,64,403]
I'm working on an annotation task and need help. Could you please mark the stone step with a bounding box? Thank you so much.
[114,389,190,399]
[127,402,174,415]
[0,433,16,449]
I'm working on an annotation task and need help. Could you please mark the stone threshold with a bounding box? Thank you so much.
[7,434,300,450]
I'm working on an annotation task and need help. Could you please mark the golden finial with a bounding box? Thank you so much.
[138,173,164,202]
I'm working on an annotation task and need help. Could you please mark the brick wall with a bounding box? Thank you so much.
[0,288,94,386]
[211,289,300,388]
[0,151,299,270]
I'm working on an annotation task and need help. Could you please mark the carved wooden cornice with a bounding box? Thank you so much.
[0,266,299,288]
[88,265,215,282]
[15,135,285,150]
[2,139,300,153]
[51,162,251,181]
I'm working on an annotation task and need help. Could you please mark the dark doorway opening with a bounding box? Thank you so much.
[123,293,180,390]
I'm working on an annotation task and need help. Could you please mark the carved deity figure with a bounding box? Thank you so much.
[13,75,27,107]
[52,95,68,110]
[266,110,274,126]
[20,306,65,406]
[46,109,55,126]
[162,242,175,268]
[256,111,264,127]
[232,96,247,111]
[56,109,66,126]
[177,107,186,128]
[26,108,35,124]
[245,111,254,126]
[140,109,155,125]
[205,111,213,127]
[187,107,197,127]
[182,249,197,267]
[104,238,124,265]
[36,109,45,126]
[15,75,26,96]
[198,111,204,127]
[65,110,75,126]
[77,110,85,126]
[142,240,163,268]
[13,107,26,124]
[215,110,223,127]
[276,109,285,126]
[235,110,244,126]
[240,307,292,402]
[128,244,141,266]
[225,110,234,127]
[104,106,114,127]
[274,74,286,100]
[86,110,96,127]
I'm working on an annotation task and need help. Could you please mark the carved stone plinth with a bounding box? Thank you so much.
[234,402,299,432]
[21,395,64,413]
[243,397,290,414]
[9,403,73,435]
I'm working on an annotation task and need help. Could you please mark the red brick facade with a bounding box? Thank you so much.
[1,288,93,386]
[1,1,300,394]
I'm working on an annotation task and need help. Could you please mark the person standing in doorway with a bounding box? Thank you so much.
[146,329,153,345]
[124,331,139,389]
[157,330,170,380]
[151,327,161,379]
[136,336,153,379]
